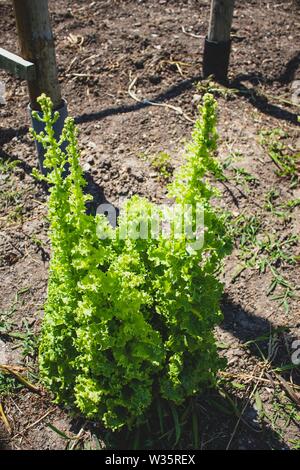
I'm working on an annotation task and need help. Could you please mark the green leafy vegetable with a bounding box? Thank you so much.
[34,93,231,430]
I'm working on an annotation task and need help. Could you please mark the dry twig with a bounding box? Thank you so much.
[11,408,56,440]
[128,76,194,123]
[181,26,204,39]
[0,402,12,434]
[0,365,40,394]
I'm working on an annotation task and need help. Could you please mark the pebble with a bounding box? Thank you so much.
[231,348,244,357]
[83,162,91,172]
[192,94,202,103]
[87,141,97,150]
[0,173,9,182]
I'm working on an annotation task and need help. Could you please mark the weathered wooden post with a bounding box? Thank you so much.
[203,0,235,83]
[12,0,62,110]
[11,0,68,172]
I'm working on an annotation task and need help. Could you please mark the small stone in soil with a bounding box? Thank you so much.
[87,141,97,150]
[83,162,91,172]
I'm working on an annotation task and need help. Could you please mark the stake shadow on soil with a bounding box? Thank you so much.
[1,54,299,150]
[221,294,300,386]
[74,73,299,128]
[73,75,202,125]
[1,74,199,145]
[228,50,300,125]
[0,149,41,184]
[0,148,115,216]
[277,51,300,85]
[73,50,300,127]
[231,52,300,87]
[229,78,299,126]
[0,125,28,147]
[2,75,201,145]
[84,171,118,217]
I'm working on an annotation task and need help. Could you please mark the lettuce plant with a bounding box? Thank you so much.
[33,93,231,430]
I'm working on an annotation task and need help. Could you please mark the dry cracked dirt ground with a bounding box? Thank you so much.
[0,0,299,450]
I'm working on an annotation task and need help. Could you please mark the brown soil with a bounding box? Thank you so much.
[0,0,299,450]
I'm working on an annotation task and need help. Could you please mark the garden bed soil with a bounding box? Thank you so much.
[0,0,299,450]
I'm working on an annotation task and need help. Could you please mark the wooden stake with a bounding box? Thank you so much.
[208,0,235,43]
[203,0,235,83]
[12,0,62,110]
